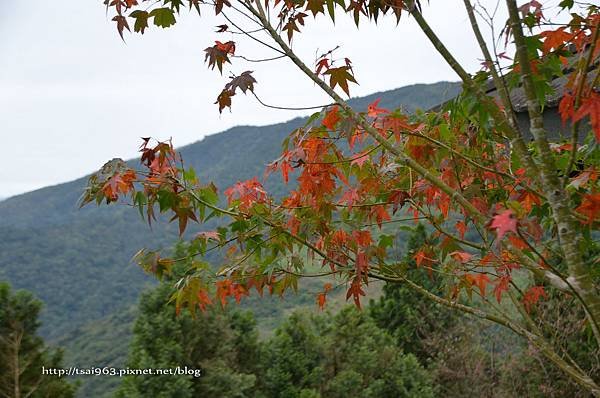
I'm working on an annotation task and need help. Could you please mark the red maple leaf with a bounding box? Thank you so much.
[215,279,234,307]
[352,230,372,247]
[232,284,248,303]
[287,215,301,236]
[522,285,547,312]
[539,27,571,54]
[350,151,369,168]
[508,235,529,250]
[356,250,369,278]
[317,292,327,310]
[518,190,541,213]
[215,40,236,54]
[196,289,213,313]
[112,15,130,41]
[369,205,391,228]
[414,250,426,267]
[490,209,518,241]
[341,188,360,210]
[224,177,267,209]
[388,190,409,214]
[558,92,575,125]
[315,58,329,75]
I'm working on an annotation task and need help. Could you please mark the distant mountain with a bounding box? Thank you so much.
[0,81,461,396]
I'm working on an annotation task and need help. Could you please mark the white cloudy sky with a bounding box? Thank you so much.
[0,0,561,198]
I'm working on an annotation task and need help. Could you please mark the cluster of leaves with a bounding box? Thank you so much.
[84,87,597,314]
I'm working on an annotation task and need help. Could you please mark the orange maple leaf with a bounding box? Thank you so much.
[455,221,467,239]
[576,193,600,223]
[322,106,340,130]
[450,251,473,263]
[539,27,572,54]
[346,277,365,308]
[518,190,541,213]
[522,286,547,312]
[493,276,511,303]
[367,98,389,118]
[465,273,491,297]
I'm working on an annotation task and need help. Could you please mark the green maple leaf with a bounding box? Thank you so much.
[129,10,149,34]
[150,8,176,28]
[164,0,184,12]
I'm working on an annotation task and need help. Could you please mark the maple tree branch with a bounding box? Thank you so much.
[409,201,487,251]
[233,54,286,62]
[507,289,592,380]
[221,8,285,55]
[166,231,256,265]
[407,1,540,177]
[516,227,600,338]
[227,1,262,25]
[593,65,600,88]
[506,0,600,347]
[245,0,583,319]
[276,268,339,278]
[247,0,487,224]
[250,90,334,110]
[227,26,268,35]
[336,216,427,229]
[304,142,384,165]
[404,129,545,199]
[178,178,355,274]
[224,231,284,273]
[369,269,600,395]
[462,0,524,139]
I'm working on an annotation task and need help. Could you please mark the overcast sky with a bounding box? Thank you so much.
[0,0,528,198]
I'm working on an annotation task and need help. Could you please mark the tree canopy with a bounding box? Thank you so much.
[0,283,76,398]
